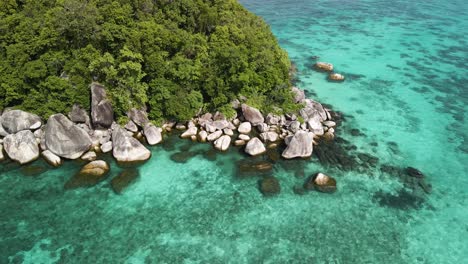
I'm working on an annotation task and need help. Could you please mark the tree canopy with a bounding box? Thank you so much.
[0,0,296,121]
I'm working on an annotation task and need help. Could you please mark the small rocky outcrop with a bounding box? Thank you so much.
[245,137,266,156]
[41,150,62,167]
[314,62,334,72]
[282,131,314,159]
[127,108,149,127]
[214,135,231,151]
[144,124,162,145]
[328,73,345,82]
[3,130,39,164]
[68,104,89,124]
[1,110,41,134]
[65,160,110,189]
[45,114,92,159]
[112,126,150,162]
[291,86,305,103]
[238,122,252,134]
[241,104,264,125]
[90,83,114,129]
[259,176,281,196]
[111,168,139,194]
[305,172,337,193]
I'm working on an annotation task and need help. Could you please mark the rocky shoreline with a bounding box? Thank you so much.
[0,83,337,181]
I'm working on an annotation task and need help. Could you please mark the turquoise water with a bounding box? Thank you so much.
[1,0,468,263]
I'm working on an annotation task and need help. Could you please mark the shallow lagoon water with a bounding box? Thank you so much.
[1,0,467,263]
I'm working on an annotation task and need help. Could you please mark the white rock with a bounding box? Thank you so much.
[205,123,217,133]
[244,137,266,156]
[181,127,198,139]
[238,122,252,134]
[260,132,279,143]
[144,124,163,145]
[41,150,62,167]
[223,128,234,136]
[282,131,314,159]
[238,134,250,141]
[101,141,113,153]
[0,144,4,161]
[214,135,231,151]
[81,151,97,161]
[323,121,336,128]
[207,130,223,142]
[234,140,246,146]
[198,130,208,142]
[307,117,324,136]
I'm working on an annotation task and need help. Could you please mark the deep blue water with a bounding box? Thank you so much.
[1,0,467,263]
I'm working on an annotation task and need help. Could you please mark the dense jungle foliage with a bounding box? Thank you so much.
[0,0,296,121]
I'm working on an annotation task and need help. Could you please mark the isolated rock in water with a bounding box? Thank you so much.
[406,167,425,178]
[245,137,266,156]
[45,114,92,159]
[81,151,97,161]
[214,135,231,151]
[328,73,345,82]
[259,176,281,196]
[125,120,138,132]
[309,172,337,193]
[127,108,149,127]
[1,110,42,134]
[112,126,150,162]
[241,104,264,125]
[65,160,110,189]
[101,141,113,153]
[91,83,114,129]
[181,127,198,139]
[314,62,334,72]
[3,130,39,164]
[207,130,223,142]
[41,150,62,167]
[238,122,252,134]
[282,131,314,159]
[68,104,89,124]
[306,117,324,136]
[111,168,139,194]
[144,124,162,145]
[291,87,306,103]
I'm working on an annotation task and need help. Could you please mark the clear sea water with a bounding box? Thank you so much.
[1,0,467,263]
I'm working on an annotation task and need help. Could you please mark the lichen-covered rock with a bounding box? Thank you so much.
[112,126,150,163]
[241,104,264,125]
[214,135,231,151]
[65,160,110,189]
[45,114,92,159]
[144,124,162,145]
[41,150,62,167]
[282,131,314,159]
[1,110,41,134]
[245,137,266,156]
[3,130,39,164]
[259,176,281,196]
[90,83,114,129]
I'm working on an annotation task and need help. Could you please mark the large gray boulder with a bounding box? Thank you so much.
[3,130,39,164]
[306,117,325,136]
[127,108,149,127]
[91,83,114,129]
[241,104,264,125]
[244,137,266,156]
[300,99,327,122]
[68,104,89,124]
[1,110,41,134]
[45,114,92,159]
[144,124,162,145]
[112,126,151,162]
[282,131,314,159]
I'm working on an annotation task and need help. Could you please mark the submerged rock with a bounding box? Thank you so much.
[45,114,92,159]
[241,104,264,125]
[282,131,314,159]
[111,168,139,194]
[41,150,62,167]
[1,110,41,134]
[112,126,151,163]
[305,172,337,193]
[90,83,114,129]
[259,176,281,196]
[314,62,334,72]
[3,130,39,164]
[65,160,110,189]
[328,73,345,82]
[245,137,266,156]
[406,167,425,178]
